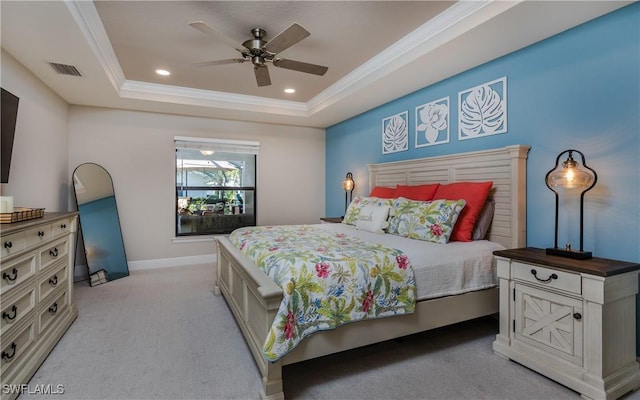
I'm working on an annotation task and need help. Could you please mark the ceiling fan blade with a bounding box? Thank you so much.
[189,21,242,51]
[193,59,246,68]
[273,58,328,76]
[254,65,271,87]
[263,23,310,54]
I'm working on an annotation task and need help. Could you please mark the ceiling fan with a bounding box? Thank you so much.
[189,21,329,87]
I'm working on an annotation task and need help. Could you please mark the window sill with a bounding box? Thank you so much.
[172,235,223,244]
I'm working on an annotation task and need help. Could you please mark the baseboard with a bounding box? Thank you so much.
[128,254,216,271]
[74,254,216,281]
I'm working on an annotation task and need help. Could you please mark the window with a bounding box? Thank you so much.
[175,137,258,236]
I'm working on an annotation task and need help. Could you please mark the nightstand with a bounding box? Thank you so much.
[492,247,640,400]
[320,217,343,224]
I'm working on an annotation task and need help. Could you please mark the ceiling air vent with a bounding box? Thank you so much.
[48,62,82,77]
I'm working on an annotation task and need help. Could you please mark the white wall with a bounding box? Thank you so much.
[0,50,70,210]
[68,106,325,263]
[1,50,326,265]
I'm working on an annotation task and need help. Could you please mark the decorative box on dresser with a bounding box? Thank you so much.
[0,212,78,400]
[492,247,640,400]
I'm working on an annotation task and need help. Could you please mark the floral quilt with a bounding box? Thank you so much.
[229,225,416,362]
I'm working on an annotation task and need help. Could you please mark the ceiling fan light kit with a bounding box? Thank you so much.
[190,21,328,87]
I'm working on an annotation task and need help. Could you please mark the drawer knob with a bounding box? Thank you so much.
[49,248,59,257]
[2,305,17,322]
[49,275,58,286]
[573,312,582,320]
[2,268,18,283]
[38,231,45,237]
[3,241,12,249]
[60,223,66,229]
[1,343,16,361]
[530,269,558,283]
[49,303,58,314]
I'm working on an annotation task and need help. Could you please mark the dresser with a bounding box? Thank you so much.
[492,247,640,400]
[0,212,78,400]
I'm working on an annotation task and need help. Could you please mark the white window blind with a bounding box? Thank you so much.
[174,136,260,155]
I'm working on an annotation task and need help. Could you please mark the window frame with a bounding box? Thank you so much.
[174,136,259,237]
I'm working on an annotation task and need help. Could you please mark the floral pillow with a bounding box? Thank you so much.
[342,196,394,226]
[388,197,466,244]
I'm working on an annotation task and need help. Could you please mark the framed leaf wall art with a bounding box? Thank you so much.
[415,97,450,148]
[382,111,408,154]
[458,76,507,140]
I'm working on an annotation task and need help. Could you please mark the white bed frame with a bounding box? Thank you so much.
[215,144,530,400]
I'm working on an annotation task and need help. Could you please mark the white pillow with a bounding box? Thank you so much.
[354,204,391,234]
[343,196,394,226]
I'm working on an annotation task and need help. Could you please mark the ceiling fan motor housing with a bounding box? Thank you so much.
[242,29,273,65]
[243,29,266,51]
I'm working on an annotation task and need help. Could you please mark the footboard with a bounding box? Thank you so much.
[215,235,499,400]
[215,236,285,400]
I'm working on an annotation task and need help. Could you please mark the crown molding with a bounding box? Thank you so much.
[120,80,310,116]
[64,0,126,91]
[306,0,520,115]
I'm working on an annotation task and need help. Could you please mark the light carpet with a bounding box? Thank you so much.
[20,264,639,400]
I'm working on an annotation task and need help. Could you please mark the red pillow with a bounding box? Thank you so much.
[369,186,396,198]
[434,181,493,242]
[395,184,439,201]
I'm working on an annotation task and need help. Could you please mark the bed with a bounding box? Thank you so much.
[215,144,530,400]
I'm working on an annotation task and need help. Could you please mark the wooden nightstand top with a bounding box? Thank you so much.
[320,217,343,223]
[494,247,640,277]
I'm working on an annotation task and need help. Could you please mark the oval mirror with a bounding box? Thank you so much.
[72,163,129,285]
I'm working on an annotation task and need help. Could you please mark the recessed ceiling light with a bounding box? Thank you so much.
[155,69,171,76]
[284,88,296,94]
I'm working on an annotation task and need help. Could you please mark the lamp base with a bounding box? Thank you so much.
[546,247,592,260]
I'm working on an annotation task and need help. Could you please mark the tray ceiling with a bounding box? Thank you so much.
[1,1,630,128]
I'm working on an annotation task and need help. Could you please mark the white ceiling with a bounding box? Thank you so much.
[0,1,631,128]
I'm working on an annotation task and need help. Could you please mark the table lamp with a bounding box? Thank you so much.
[342,172,355,213]
[545,149,597,259]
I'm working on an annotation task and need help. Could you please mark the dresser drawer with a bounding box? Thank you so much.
[0,253,37,294]
[23,224,52,250]
[51,218,73,238]
[0,320,36,381]
[39,238,69,272]
[1,287,36,336]
[1,231,25,259]
[39,288,68,335]
[512,261,581,295]
[38,261,68,302]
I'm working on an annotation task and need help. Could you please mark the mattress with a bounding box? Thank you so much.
[316,223,505,301]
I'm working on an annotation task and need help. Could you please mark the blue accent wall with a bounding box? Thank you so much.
[327,3,639,262]
[326,3,639,353]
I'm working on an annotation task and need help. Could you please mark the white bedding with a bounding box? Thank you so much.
[316,223,505,301]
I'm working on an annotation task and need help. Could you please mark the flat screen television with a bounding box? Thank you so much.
[1,88,19,183]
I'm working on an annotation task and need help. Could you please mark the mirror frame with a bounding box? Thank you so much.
[72,163,129,285]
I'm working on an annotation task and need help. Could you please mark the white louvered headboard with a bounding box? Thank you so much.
[368,145,530,249]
